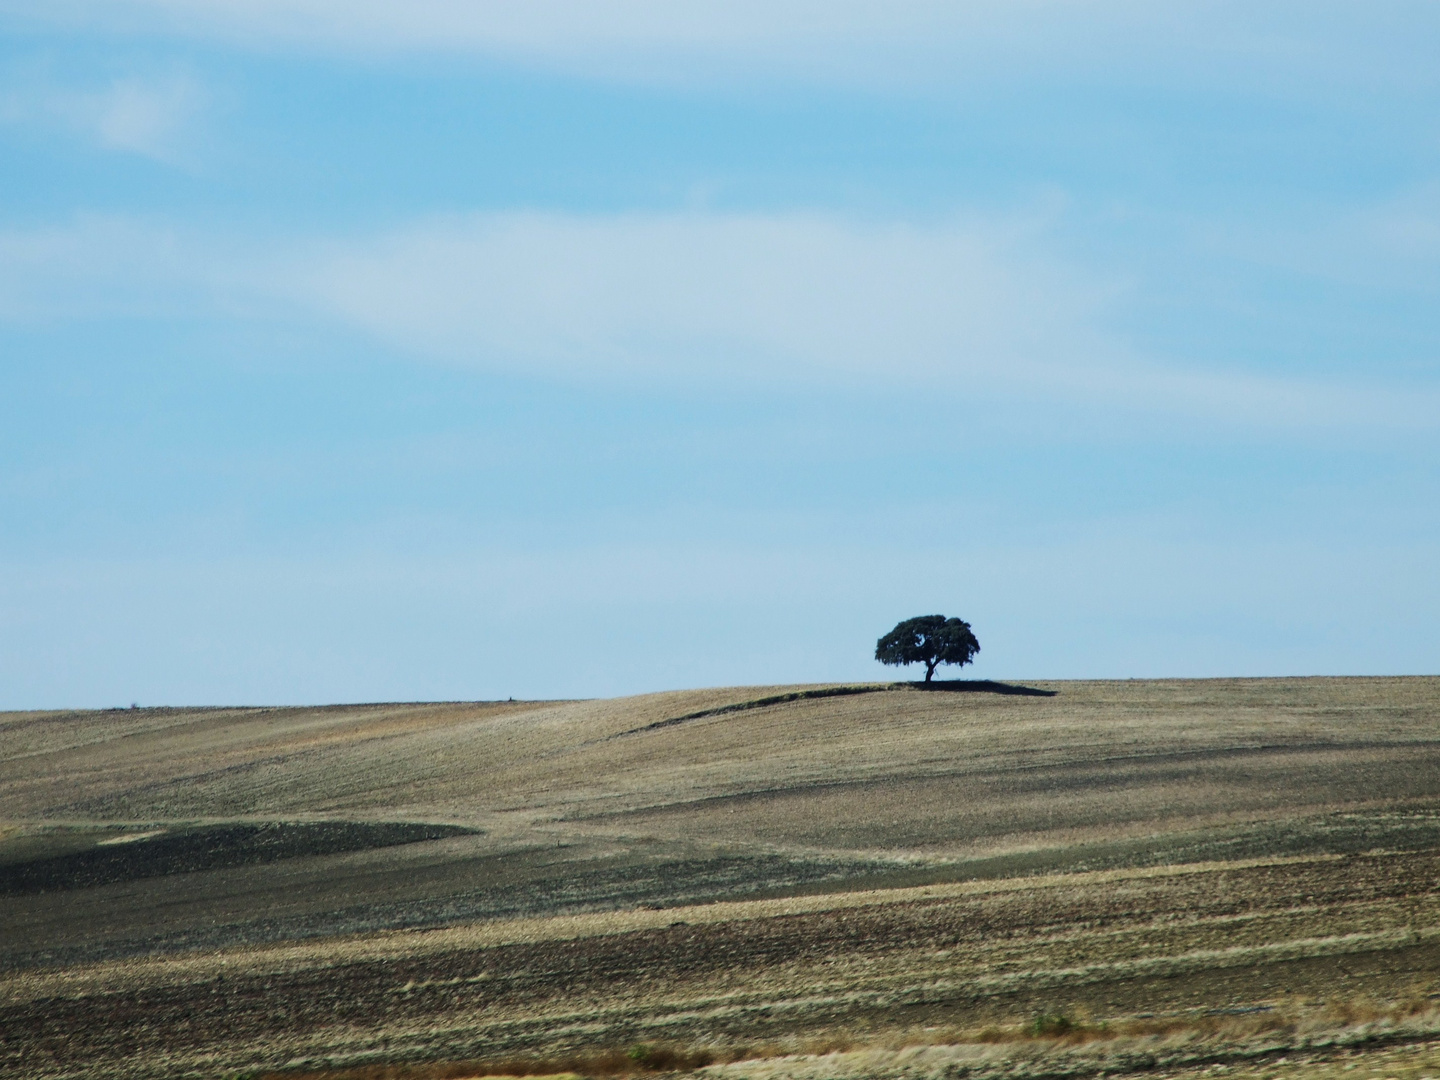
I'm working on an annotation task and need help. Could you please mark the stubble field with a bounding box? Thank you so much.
[2,677,1439,1080]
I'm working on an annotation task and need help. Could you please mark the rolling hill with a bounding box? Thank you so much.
[3,677,1439,1080]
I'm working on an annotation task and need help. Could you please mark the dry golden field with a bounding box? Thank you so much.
[3,677,1439,1080]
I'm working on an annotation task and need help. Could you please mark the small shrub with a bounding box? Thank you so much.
[626,1044,653,1065]
[620,1043,710,1071]
[1029,1012,1075,1038]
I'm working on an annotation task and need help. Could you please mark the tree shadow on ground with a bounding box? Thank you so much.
[901,679,1057,697]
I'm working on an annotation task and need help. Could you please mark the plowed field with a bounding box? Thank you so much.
[2,677,1438,1079]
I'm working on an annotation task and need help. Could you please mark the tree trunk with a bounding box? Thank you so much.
[925,661,936,683]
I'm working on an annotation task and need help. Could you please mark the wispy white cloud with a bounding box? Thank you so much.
[0,210,1433,432]
[7,1,1437,98]
[86,75,206,158]
[285,210,1439,428]
[289,210,1106,388]
[0,216,233,318]
[0,71,206,162]
[1172,183,1440,307]
[1354,185,1440,272]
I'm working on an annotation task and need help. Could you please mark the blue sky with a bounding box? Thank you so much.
[1,3,1437,706]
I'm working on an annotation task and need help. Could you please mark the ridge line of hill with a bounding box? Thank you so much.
[608,685,889,740]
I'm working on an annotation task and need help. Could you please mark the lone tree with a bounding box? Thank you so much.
[875,615,980,683]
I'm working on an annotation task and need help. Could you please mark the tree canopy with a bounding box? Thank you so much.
[875,615,980,683]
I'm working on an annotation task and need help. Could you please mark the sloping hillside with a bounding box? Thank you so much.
[3,677,1439,1079]
[7,677,1439,833]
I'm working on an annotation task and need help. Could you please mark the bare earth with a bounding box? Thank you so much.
[2,676,1439,1079]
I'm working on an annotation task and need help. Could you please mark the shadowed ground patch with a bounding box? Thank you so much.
[0,822,477,896]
